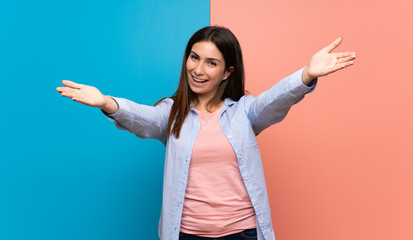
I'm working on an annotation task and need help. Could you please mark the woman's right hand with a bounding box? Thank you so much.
[56,80,119,114]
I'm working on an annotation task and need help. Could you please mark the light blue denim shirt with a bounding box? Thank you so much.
[105,68,316,240]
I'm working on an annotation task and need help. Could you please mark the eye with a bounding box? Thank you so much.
[208,61,217,66]
[190,54,198,60]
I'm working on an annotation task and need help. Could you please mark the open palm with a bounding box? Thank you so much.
[306,37,356,80]
[56,80,106,108]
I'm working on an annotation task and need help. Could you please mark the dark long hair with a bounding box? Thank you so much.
[156,26,245,138]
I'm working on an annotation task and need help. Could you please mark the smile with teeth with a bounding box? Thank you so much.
[192,76,208,83]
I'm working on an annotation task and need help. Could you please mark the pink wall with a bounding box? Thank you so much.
[211,0,413,239]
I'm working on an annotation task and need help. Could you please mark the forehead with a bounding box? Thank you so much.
[191,41,224,60]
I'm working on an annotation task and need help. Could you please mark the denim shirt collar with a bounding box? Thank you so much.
[223,98,236,112]
[189,98,236,114]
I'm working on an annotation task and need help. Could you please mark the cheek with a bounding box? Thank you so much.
[207,68,224,80]
[186,59,195,71]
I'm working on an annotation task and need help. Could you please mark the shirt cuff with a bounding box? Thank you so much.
[101,96,123,121]
[290,67,317,94]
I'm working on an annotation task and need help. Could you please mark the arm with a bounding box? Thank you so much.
[56,81,171,142]
[103,97,171,142]
[56,80,119,113]
[247,37,356,135]
[101,96,119,114]
[246,68,315,135]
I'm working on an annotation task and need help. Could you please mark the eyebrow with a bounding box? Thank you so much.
[190,51,221,62]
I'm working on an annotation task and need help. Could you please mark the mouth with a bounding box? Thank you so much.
[191,75,208,84]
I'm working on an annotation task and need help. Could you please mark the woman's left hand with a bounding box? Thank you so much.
[302,37,356,85]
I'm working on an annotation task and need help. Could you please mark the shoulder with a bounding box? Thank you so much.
[164,97,174,105]
[155,97,174,108]
[223,95,254,114]
[225,94,257,109]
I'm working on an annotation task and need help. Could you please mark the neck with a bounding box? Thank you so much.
[194,96,223,113]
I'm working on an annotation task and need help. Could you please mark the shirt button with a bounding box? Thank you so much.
[228,135,232,139]
[253,199,256,203]
[260,221,264,225]
[238,155,242,159]
[244,177,248,181]
[220,122,223,126]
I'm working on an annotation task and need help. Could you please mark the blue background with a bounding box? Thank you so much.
[0,0,209,239]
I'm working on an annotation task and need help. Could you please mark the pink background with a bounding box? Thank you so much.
[211,0,413,239]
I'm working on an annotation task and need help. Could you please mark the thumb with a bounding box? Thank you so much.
[61,80,82,89]
[324,37,343,53]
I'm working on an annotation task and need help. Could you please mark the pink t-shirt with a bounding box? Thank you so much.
[180,107,256,237]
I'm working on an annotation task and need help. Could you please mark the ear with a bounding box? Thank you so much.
[222,66,234,80]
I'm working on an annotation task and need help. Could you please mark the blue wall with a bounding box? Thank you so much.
[0,0,209,239]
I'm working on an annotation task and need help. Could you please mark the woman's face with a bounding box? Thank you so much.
[186,41,232,102]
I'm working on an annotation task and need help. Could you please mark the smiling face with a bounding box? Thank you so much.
[186,41,232,104]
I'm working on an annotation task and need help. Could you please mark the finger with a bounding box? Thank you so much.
[58,87,80,98]
[56,86,72,92]
[56,86,73,94]
[61,80,82,89]
[330,61,355,73]
[337,55,356,64]
[324,37,343,53]
[72,96,82,102]
[71,96,93,107]
[336,52,356,59]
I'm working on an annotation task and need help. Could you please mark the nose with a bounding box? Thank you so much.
[193,62,204,76]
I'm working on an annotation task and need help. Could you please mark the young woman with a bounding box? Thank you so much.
[56,26,356,240]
